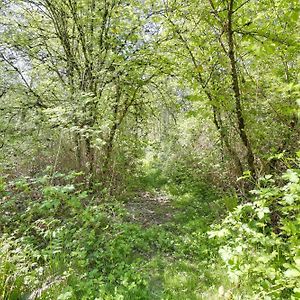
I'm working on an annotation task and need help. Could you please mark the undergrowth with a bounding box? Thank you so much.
[0,166,226,300]
[2,156,298,299]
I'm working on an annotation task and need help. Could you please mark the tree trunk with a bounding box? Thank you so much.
[227,0,256,180]
[212,106,244,176]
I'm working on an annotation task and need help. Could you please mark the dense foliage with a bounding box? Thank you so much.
[0,0,299,299]
[0,168,224,299]
[210,157,300,299]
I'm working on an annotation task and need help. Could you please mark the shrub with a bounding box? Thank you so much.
[209,164,300,299]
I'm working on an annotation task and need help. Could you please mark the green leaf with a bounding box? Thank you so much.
[282,170,299,183]
[57,291,73,300]
[284,268,300,278]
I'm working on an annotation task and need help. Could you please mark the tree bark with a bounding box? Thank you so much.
[227,0,256,180]
[212,106,244,176]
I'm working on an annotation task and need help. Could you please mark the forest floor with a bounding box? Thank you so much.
[125,191,174,227]
[0,168,234,299]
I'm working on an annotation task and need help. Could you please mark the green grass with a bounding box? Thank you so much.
[0,167,238,299]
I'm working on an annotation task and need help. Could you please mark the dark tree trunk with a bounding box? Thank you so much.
[227,0,256,180]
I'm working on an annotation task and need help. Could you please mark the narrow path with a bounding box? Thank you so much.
[125,191,175,227]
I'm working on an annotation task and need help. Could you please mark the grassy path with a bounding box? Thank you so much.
[125,191,174,227]
[119,181,229,299]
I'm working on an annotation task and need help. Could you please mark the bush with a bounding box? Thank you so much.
[209,164,300,299]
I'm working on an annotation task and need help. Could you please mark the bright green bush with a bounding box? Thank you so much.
[209,165,300,299]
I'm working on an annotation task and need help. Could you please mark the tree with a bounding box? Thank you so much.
[156,0,299,183]
[0,0,170,181]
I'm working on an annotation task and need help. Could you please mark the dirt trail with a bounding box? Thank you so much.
[125,191,174,227]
